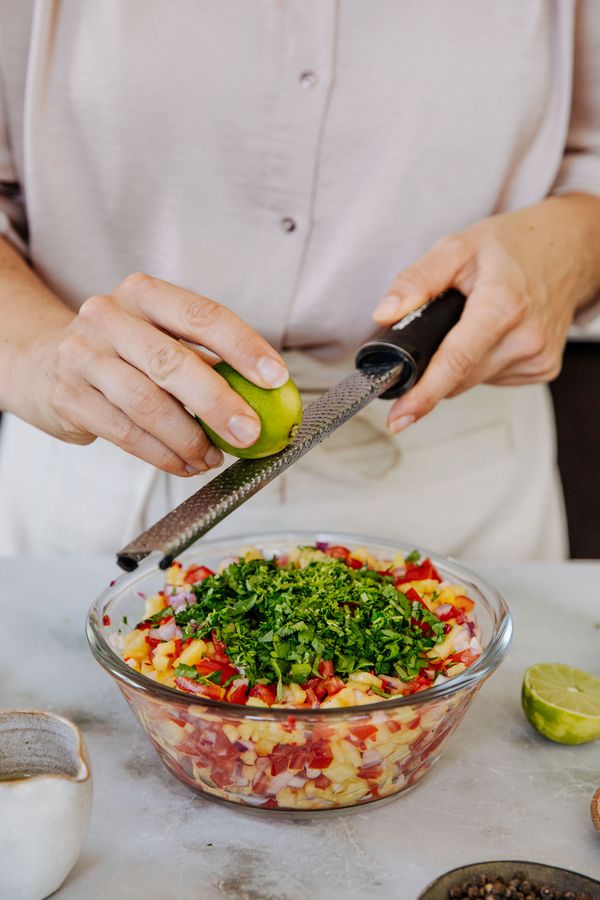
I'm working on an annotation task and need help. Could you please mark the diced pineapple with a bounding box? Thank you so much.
[288,683,307,705]
[255,739,275,756]
[238,722,254,742]
[327,686,355,707]
[175,639,208,667]
[125,657,141,672]
[121,629,149,660]
[242,764,256,783]
[165,563,185,587]
[246,697,269,708]
[276,787,298,807]
[349,546,375,566]
[223,724,239,743]
[326,762,357,783]
[242,547,263,562]
[240,750,256,766]
[152,639,175,671]
[349,671,383,689]
[143,593,167,618]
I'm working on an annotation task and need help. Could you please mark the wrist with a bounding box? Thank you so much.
[1,314,73,424]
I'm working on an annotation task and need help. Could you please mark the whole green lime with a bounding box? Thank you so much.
[199,361,303,459]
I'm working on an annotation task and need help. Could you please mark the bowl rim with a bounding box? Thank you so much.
[86,530,512,718]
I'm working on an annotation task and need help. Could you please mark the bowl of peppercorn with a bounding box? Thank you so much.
[418,861,600,900]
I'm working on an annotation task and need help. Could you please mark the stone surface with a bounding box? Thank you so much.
[2,556,599,899]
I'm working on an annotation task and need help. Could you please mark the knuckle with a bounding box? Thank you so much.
[78,293,114,325]
[483,286,526,330]
[393,269,427,295]
[148,342,187,382]
[118,271,153,296]
[501,289,526,329]
[50,380,73,417]
[521,326,546,359]
[181,297,225,331]
[444,343,475,382]
[56,333,88,368]
[179,427,209,460]
[433,233,469,261]
[131,383,165,419]
[535,351,562,382]
[113,415,142,449]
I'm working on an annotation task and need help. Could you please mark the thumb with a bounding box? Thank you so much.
[373,234,472,324]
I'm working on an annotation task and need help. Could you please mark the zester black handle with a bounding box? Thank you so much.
[355,288,466,399]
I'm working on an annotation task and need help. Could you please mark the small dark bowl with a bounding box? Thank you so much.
[418,860,600,900]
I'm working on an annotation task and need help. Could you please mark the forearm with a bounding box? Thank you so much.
[0,237,74,413]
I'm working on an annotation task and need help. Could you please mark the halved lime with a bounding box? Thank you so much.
[522,663,600,745]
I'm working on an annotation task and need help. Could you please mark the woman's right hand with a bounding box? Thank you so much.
[18,273,289,476]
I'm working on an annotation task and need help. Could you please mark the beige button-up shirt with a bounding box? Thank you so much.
[0,0,598,556]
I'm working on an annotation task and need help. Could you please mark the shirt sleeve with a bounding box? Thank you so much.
[552,1,600,198]
[0,87,26,254]
[552,2,600,333]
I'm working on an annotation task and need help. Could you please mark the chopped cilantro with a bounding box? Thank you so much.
[162,556,445,687]
[404,549,421,564]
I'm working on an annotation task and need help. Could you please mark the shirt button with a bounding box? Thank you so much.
[280,217,297,233]
[299,70,318,90]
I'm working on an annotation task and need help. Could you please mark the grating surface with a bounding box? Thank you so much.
[117,363,405,569]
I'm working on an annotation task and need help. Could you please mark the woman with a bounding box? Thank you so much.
[0,0,599,558]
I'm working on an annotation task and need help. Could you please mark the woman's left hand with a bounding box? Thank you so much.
[373,193,600,433]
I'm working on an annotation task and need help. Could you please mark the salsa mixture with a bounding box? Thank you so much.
[118,545,480,706]
[114,543,482,809]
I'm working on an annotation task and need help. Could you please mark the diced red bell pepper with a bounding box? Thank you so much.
[318,660,334,679]
[349,723,377,741]
[403,558,442,582]
[302,677,328,702]
[270,744,306,775]
[249,683,277,706]
[346,556,363,570]
[448,649,479,666]
[453,594,475,612]
[324,677,345,697]
[358,764,384,780]
[199,683,226,701]
[184,564,214,584]
[386,719,403,734]
[403,587,424,604]
[102,614,111,626]
[314,774,331,789]
[306,742,333,770]
[311,723,335,741]
[304,687,319,707]
[196,658,238,685]
[325,545,350,560]
[227,682,249,705]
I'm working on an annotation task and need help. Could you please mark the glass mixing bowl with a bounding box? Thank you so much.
[87,532,511,814]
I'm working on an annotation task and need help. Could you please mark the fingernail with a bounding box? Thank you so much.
[257,356,288,388]
[373,294,402,322]
[204,445,224,468]
[389,414,415,434]
[228,414,261,446]
[185,463,204,475]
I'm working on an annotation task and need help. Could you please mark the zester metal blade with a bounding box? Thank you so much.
[117,362,405,570]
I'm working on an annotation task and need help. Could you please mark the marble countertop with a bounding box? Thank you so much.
[2,556,600,899]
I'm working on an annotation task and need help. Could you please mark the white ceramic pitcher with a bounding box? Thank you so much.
[0,710,92,900]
